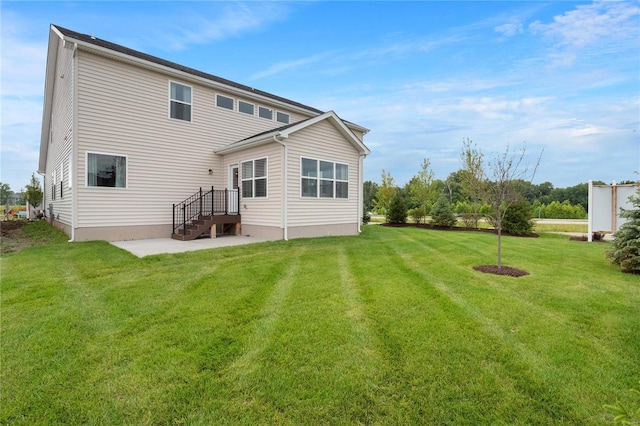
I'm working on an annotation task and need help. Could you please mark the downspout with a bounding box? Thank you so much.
[273,135,289,240]
[68,41,78,242]
[358,154,367,233]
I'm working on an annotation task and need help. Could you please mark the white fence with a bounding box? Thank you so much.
[588,181,638,241]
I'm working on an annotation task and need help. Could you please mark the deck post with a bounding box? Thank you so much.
[182,204,186,235]
[199,187,203,217]
[211,186,214,215]
[172,203,175,233]
[225,188,228,215]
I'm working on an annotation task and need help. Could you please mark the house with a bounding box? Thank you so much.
[39,24,370,242]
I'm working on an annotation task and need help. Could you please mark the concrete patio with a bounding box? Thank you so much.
[111,235,268,258]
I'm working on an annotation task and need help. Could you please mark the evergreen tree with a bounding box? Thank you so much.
[607,187,640,273]
[430,193,457,226]
[502,199,533,236]
[387,192,407,224]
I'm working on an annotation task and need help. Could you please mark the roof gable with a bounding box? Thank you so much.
[215,111,371,155]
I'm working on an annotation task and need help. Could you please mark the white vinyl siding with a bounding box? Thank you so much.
[223,143,282,228]
[75,50,306,230]
[44,38,74,224]
[68,153,73,188]
[286,120,360,228]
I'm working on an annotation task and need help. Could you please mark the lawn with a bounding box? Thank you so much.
[2,224,638,424]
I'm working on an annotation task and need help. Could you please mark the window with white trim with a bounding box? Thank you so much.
[169,82,192,121]
[276,111,290,124]
[301,158,348,199]
[239,100,254,115]
[258,106,273,120]
[87,153,127,188]
[216,94,234,110]
[241,158,267,198]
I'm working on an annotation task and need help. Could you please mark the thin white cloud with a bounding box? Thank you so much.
[251,51,336,80]
[529,1,640,49]
[494,20,524,37]
[144,2,291,51]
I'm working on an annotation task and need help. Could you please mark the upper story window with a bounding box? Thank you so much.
[87,152,127,188]
[239,100,254,115]
[216,94,234,110]
[277,111,290,124]
[259,106,273,120]
[301,158,348,199]
[170,82,192,122]
[241,158,267,198]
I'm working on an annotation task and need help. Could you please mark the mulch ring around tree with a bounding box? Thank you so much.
[473,265,530,277]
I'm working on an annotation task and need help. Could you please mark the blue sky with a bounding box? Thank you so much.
[2,1,639,193]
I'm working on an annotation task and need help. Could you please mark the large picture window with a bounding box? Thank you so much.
[241,158,267,198]
[170,82,192,121]
[301,158,348,199]
[87,153,127,188]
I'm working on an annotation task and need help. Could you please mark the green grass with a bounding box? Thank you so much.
[533,222,588,233]
[2,225,638,424]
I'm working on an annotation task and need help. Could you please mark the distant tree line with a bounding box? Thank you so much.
[363,162,631,220]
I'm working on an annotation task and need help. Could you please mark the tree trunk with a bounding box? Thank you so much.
[497,226,502,269]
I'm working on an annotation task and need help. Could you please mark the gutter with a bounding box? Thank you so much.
[273,135,289,241]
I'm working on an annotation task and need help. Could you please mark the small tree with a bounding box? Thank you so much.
[607,186,640,273]
[0,182,10,205]
[485,144,542,269]
[25,174,44,213]
[374,169,397,219]
[408,158,435,219]
[408,206,426,224]
[430,193,457,226]
[387,192,407,224]
[459,138,485,228]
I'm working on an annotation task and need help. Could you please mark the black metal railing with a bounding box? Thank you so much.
[172,187,240,235]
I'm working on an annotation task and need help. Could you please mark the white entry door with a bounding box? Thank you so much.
[228,164,239,214]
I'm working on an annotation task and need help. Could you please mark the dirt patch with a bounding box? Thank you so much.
[1,221,28,254]
[473,265,530,277]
